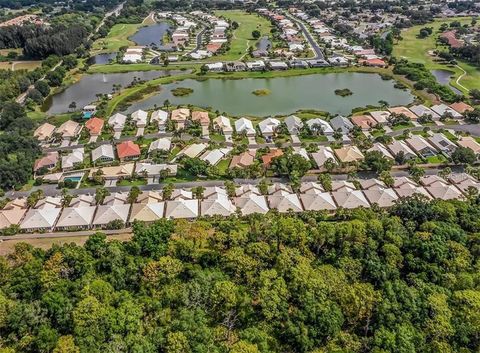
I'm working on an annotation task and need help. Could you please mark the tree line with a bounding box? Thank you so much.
[1,195,480,352]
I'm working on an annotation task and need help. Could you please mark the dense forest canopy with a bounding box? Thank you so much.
[1,196,480,352]
[0,0,122,10]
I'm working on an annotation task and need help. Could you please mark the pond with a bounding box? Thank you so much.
[87,52,117,65]
[129,22,171,48]
[44,70,183,115]
[431,69,462,95]
[125,73,415,116]
[257,36,271,51]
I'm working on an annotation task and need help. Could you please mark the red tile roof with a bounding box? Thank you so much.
[449,101,473,114]
[85,117,104,135]
[117,141,140,159]
[440,31,463,48]
[262,149,284,167]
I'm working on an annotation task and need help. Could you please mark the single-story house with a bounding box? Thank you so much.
[262,149,283,167]
[117,141,141,161]
[129,202,165,223]
[424,180,464,200]
[299,190,336,211]
[213,116,233,135]
[192,111,210,137]
[388,106,418,120]
[405,135,437,158]
[363,187,398,207]
[306,118,334,135]
[92,144,115,164]
[351,115,378,130]
[235,118,256,136]
[85,117,104,136]
[268,191,303,213]
[408,105,440,120]
[20,208,61,232]
[171,108,190,130]
[230,150,256,168]
[246,60,266,71]
[450,102,474,115]
[234,194,269,215]
[284,115,303,135]
[448,173,480,193]
[89,163,134,180]
[387,140,417,160]
[149,138,172,153]
[311,146,337,169]
[92,204,131,228]
[258,118,281,141]
[108,113,127,133]
[367,143,394,160]
[331,180,356,192]
[206,62,224,71]
[332,190,370,209]
[200,148,231,166]
[165,199,199,219]
[150,110,169,131]
[334,146,364,163]
[62,148,85,171]
[131,109,148,127]
[329,115,354,134]
[135,162,177,177]
[299,182,324,194]
[34,152,59,172]
[268,61,289,70]
[175,143,208,160]
[201,195,236,216]
[235,184,261,197]
[428,133,457,155]
[55,206,96,230]
[136,191,163,204]
[393,177,432,199]
[369,111,391,124]
[34,123,55,142]
[56,120,81,140]
[430,104,463,119]
[457,136,480,154]
[0,202,27,230]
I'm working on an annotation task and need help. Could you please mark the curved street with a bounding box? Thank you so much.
[285,13,324,60]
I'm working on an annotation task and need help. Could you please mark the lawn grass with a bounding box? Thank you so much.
[426,155,448,164]
[0,61,41,71]
[92,23,143,54]
[117,179,147,187]
[217,158,230,174]
[391,122,415,130]
[392,17,480,93]
[212,10,273,61]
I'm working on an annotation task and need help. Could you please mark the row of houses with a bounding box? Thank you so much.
[158,12,197,50]
[3,173,476,232]
[192,11,230,56]
[257,8,306,54]
[289,8,387,67]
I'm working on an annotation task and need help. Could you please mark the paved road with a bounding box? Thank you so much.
[285,13,324,60]
[188,27,207,55]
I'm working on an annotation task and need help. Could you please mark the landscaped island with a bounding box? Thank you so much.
[334,88,353,96]
[252,88,272,96]
[171,87,194,96]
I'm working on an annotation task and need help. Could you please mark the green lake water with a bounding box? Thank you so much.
[125,72,415,116]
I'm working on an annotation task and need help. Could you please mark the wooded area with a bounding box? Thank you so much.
[0,195,480,352]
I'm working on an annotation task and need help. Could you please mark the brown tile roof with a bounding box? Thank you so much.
[351,115,378,130]
[230,150,256,169]
[191,111,210,125]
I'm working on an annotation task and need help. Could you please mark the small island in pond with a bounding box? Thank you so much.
[334,88,353,97]
[171,87,194,96]
[252,88,272,96]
